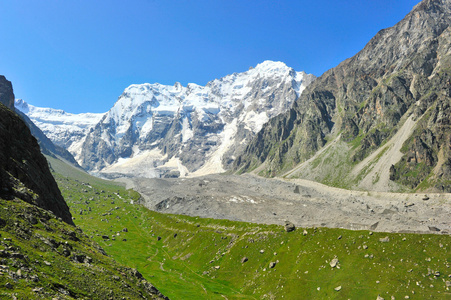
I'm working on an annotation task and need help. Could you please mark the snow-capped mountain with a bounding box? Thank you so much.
[80,60,315,178]
[14,99,105,160]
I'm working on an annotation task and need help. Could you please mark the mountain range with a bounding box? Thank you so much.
[1,0,451,298]
[15,0,451,193]
[17,61,315,179]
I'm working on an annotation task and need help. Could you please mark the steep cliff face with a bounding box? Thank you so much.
[233,0,451,192]
[0,76,74,225]
[0,75,14,110]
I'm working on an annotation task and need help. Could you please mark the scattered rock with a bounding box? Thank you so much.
[428,226,440,232]
[241,257,248,263]
[334,286,341,291]
[157,236,162,241]
[0,250,9,258]
[303,230,308,236]
[269,262,276,269]
[11,252,24,259]
[330,257,339,268]
[422,195,430,201]
[379,237,390,243]
[131,268,143,279]
[284,221,295,232]
[370,222,379,230]
[376,296,385,300]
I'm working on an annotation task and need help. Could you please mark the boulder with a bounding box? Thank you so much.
[284,221,296,232]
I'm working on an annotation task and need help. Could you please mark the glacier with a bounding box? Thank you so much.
[17,60,316,179]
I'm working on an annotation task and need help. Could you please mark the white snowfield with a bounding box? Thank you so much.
[17,60,315,178]
[106,60,311,138]
[14,99,105,158]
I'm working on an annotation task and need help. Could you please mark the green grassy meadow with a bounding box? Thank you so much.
[49,157,451,299]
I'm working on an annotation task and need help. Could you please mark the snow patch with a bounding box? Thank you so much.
[181,116,193,143]
[188,119,238,177]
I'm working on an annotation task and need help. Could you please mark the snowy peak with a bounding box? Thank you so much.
[15,99,104,126]
[14,99,30,113]
[252,60,292,75]
[79,60,315,177]
[16,61,316,179]
[208,60,313,100]
[14,99,106,160]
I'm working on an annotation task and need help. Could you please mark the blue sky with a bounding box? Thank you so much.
[1,0,419,113]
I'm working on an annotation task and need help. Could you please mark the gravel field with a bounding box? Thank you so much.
[117,174,451,234]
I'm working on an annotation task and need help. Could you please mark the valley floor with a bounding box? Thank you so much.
[118,174,451,235]
[47,156,451,299]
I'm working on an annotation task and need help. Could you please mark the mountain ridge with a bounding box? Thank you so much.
[232,0,451,192]
[15,98,105,162]
[18,61,315,179]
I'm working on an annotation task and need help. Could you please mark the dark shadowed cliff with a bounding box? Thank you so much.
[0,76,74,225]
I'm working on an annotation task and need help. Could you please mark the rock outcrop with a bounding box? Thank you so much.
[0,75,14,110]
[0,76,74,225]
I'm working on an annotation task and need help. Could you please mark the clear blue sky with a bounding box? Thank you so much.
[0,0,420,113]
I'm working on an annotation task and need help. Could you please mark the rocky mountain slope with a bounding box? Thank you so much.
[75,61,315,178]
[1,76,168,299]
[233,0,451,192]
[0,198,168,299]
[0,76,74,225]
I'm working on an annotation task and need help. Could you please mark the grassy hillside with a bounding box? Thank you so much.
[0,196,166,300]
[48,156,451,299]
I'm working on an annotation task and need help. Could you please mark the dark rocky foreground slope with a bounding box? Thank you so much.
[0,76,167,299]
[0,76,74,225]
[233,0,451,192]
